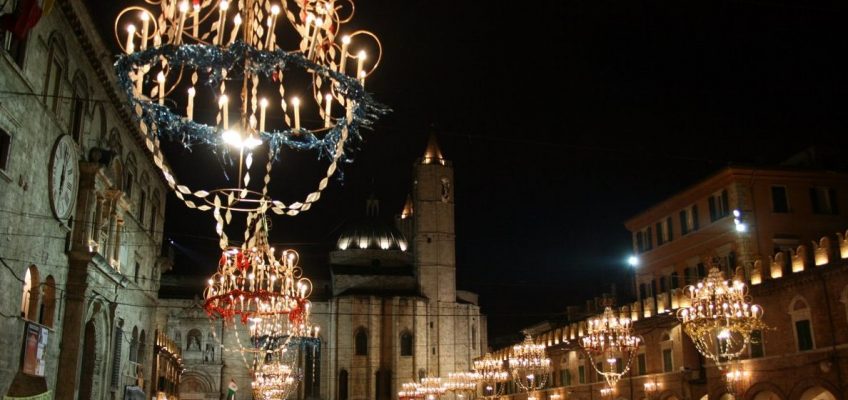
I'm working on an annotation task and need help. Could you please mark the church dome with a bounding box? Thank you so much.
[336,217,408,251]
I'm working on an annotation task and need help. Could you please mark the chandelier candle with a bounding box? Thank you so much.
[140,12,149,50]
[125,24,135,54]
[324,94,332,127]
[187,87,195,120]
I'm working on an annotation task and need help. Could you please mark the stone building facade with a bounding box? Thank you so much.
[157,135,487,400]
[490,166,848,400]
[0,1,173,399]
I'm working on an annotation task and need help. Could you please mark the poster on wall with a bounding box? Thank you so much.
[21,322,48,377]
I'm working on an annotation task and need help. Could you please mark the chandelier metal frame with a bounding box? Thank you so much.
[579,305,641,389]
[508,334,552,393]
[676,266,766,370]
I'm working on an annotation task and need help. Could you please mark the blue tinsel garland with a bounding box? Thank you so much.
[114,41,389,164]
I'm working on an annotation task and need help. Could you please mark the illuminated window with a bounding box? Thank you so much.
[21,266,39,320]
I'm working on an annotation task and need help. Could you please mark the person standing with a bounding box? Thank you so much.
[226,379,238,400]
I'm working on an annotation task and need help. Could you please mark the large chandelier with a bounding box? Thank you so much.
[251,361,299,400]
[417,377,447,400]
[114,0,388,218]
[580,306,641,388]
[444,372,480,397]
[398,382,423,400]
[473,353,509,397]
[508,334,551,392]
[676,266,766,369]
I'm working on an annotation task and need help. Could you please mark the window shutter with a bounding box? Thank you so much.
[646,227,653,250]
[636,232,643,253]
[829,189,839,214]
[692,205,700,229]
[666,217,673,241]
[111,329,123,388]
[721,190,730,217]
[679,211,687,235]
[708,197,717,221]
[656,223,663,245]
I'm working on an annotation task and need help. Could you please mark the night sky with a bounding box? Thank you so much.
[87,0,848,341]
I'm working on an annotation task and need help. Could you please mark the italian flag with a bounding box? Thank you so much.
[1,0,54,40]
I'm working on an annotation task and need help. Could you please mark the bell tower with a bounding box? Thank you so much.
[412,133,456,304]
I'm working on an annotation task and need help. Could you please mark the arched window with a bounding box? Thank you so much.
[124,154,136,197]
[354,328,368,356]
[43,33,67,113]
[150,190,161,237]
[21,265,39,320]
[400,331,413,356]
[129,326,139,362]
[69,73,88,144]
[338,370,348,400]
[790,297,815,351]
[187,329,202,351]
[138,172,149,223]
[39,276,56,327]
[138,330,146,365]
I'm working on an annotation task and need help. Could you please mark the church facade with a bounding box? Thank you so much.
[158,136,487,400]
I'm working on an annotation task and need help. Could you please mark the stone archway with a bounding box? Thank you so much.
[179,371,216,400]
[799,387,837,400]
[77,299,110,400]
[77,320,96,400]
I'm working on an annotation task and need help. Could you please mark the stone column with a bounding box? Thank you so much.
[91,195,104,247]
[54,258,91,400]
[113,218,123,270]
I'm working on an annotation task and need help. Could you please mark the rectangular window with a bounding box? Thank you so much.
[697,263,706,278]
[0,129,10,171]
[636,227,653,253]
[771,186,789,213]
[578,366,585,384]
[1,29,26,67]
[709,190,730,222]
[637,353,646,375]
[680,205,699,234]
[70,98,85,143]
[810,187,838,215]
[750,330,764,358]
[561,369,571,386]
[795,320,814,351]
[150,206,157,236]
[656,218,672,246]
[662,349,673,372]
[615,358,623,374]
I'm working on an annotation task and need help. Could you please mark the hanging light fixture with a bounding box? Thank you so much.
[508,334,552,392]
[677,266,766,370]
[113,0,389,218]
[417,377,446,399]
[580,305,641,389]
[473,352,509,397]
[444,372,480,396]
[398,382,423,400]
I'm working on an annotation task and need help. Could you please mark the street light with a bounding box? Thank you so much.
[628,255,639,267]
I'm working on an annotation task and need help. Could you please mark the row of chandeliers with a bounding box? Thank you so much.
[113,0,386,397]
[401,261,765,399]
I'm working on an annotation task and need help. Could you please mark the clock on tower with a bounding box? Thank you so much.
[48,135,79,222]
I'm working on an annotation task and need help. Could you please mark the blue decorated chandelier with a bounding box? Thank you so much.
[114,0,388,219]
